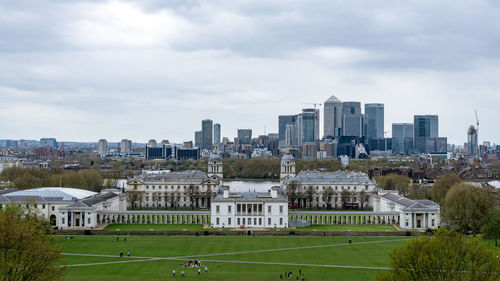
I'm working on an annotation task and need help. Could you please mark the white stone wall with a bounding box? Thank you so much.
[211,201,288,228]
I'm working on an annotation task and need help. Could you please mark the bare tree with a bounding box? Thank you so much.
[169,191,176,209]
[285,182,301,207]
[185,184,200,210]
[305,186,317,209]
[152,192,160,209]
[322,187,335,209]
[359,190,370,210]
[126,191,144,210]
[340,189,352,209]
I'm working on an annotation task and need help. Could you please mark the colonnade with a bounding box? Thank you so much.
[97,211,210,224]
[289,212,400,225]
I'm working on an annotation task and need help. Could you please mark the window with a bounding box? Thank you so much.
[280,218,283,225]
[268,206,271,213]
[365,185,368,190]
[216,205,220,213]
[88,218,91,224]
[62,218,65,224]
[237,204,241,212]
[335,186,338,190]
[259,218,262,225]
[432,219,435,227]
[228,206,232,213]
[354,186,356,190]
[216,217,220,225]
[51,206,55,211]
[34,204,37,208]
[242,218,246,225]
[228,218,231,225]
[42,204,45,209]
[152,186,155,190]
[268,218,271,225]
[405,219,409,227]
[237,218,240,225]
[279,206,283,213]
[146,185,149,189]
[254,218,257,225]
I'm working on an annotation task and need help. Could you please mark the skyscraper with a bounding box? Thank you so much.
[323,95,343,138]
[392,123,414,155]
[302,108,319,143]
[214,123,221,144]
[364,103,384,139]
[237,129,252,145]
[98,139,107,157]
[194,131,202,148]
[413,115,441,153]
[120,139,132,153]
[201,119,213,150]
[467,125,478,156]
[342,102,363,137]
[278,115,298,146]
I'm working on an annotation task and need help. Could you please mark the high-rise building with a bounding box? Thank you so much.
[202,119,213,150]
[302,108,319,143]
[194,131,202,148]
[364,103,384,139]
[392,123,414,155]
[278,115,298,146]
[285,123,299,146]
[466,125,478,156]
[237,129,252,145]
[98,139,107,157]
[147,139,157,147]
[120,139,132,153]
[342,102,363,137]
[414,115,440,153]
[214,123,221,144]
[40,138,57,148]
[323,95,343,138]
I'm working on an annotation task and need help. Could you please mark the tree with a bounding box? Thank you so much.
[285,182,301,207]
[0,205,64,280]
[340,189,352,208]
[375,174,411,196]
[185,184,199,210]
[152,192,160,208]
[442,183,497,234]
[430,172,462,205]
[126,191,144,210]
[359,190,370,210]
[376,228,500,281]
[322,187,335,209]
[481,207,500,247]
[304,186,317,209]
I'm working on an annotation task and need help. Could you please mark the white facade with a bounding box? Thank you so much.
[211,186,289,228]
[372,190,440,230]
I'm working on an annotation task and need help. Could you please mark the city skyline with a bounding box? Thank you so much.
[1,1,499,145]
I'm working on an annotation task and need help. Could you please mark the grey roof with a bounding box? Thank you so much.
[325,95,341,103]
[381,193,439,210]
[208,154,222,163]
[131,170,218,184]
[284,170,374,185]
[64,192,119,209]
[213,187,287,202]
[0,188,17,195]
[6,187,96,200]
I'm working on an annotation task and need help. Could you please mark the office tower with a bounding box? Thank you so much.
[278,115,298,146]
[392,123,414,155]
[285,123,299,146]
[364,103,384,139]
[302,108,319,143]
[98,139,107,157]
[323,95,343,138]
[414,115,439,153]
[467,125,478,156]
[214,123,221,144]
[342,102,363,137]
[40,138,57,148]
[120,139,132,153]
[237,129,252,145]
[194,131,202,148]
[147,139,157,147]
[202,119,213,150]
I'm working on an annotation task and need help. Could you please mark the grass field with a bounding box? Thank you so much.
[58,235,411,280]
[103,223,399,232]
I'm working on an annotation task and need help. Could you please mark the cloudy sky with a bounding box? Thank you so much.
[1,0,499,145]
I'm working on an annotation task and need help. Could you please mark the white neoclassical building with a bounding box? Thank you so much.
[0,187,125,229]
[280,151,378,209]
[126,154,223,209]
[372,190,440,229]
[211,186,289,228]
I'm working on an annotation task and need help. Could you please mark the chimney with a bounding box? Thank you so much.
[223,186,230,198]
[271,186,278,198]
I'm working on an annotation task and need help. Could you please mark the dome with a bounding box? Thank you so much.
[208,153,223,163]
[281,153,295,164]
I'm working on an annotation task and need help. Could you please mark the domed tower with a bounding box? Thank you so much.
[280,150,296,185]
[207,153,223,180]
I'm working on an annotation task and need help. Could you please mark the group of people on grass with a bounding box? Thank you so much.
[281,269,305,281]
[173,260,208,277]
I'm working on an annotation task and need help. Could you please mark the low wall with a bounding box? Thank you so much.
[54,229,417,237]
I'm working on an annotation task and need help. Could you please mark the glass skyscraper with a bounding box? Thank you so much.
[323,95,343,138]
[301,108,319,143]
[214,123,221,144]
[364,103,384,139]
[342,102,363,137]
[201,119,213,150]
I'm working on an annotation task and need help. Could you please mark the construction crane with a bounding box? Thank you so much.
[475,109,479,131]
[302,102,322,109]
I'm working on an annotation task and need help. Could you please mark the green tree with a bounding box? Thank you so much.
[375,174,411,196]
[376,228,500,281]
[430,172,462,205]
[481,207,500,247]
[0,205,64,280]
[443,183,497,234]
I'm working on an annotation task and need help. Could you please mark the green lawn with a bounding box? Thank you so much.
[57,235,410,281]
[295,224,399,232]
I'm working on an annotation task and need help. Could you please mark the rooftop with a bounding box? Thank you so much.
[381,193,439,210]
[284,170,374,184]
[6,187,96,201]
